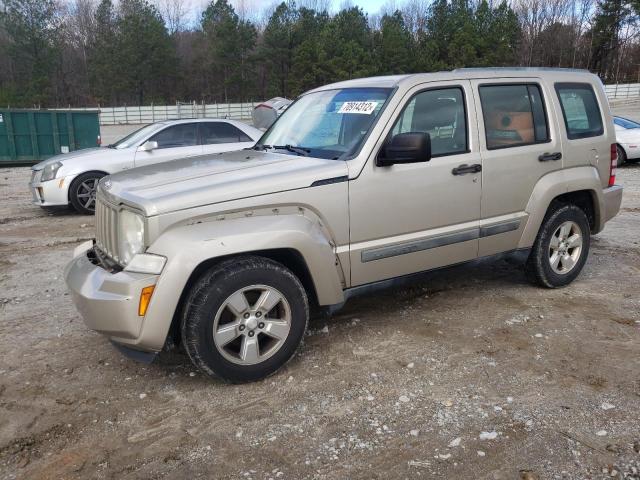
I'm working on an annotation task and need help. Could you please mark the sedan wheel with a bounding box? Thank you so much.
[69,172,105,214]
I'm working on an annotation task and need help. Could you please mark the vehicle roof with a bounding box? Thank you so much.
[155,118,249,127]
[307,68,600,94]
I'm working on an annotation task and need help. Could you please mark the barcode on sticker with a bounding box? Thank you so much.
[338,101,378,115]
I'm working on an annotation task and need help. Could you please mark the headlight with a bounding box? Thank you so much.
[41,162,63,181]
[118,210,145,265]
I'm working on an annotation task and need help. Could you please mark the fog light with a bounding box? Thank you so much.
[138,285,155,316]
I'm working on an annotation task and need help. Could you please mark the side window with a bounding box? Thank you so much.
[149,124,198,149]
[479,84,549,149]
[200,122,253,145]
[555,83,604,139]
[390,87,467,157]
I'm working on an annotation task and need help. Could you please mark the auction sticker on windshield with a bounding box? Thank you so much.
[338,101,378,115]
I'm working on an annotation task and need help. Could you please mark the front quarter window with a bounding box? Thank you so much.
[259,87,393,160]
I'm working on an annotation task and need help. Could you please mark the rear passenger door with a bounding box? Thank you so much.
[471,79,562,256]
[199,121,256,155]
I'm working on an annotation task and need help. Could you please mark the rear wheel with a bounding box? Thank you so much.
[181,256,309,383]
[69,172,105,214]
[616,145,626,167]
[525,203,590,288]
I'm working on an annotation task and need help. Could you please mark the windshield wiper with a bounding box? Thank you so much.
[106,144,116,149]
[271,145,310,156]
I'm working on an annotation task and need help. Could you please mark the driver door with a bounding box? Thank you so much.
[348,80,482,286]
[134,122,202,167]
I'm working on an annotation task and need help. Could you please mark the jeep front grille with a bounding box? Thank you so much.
[95,198,119,262]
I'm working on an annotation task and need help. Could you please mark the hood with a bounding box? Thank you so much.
[101,150,348,216]
[32,147,111,170]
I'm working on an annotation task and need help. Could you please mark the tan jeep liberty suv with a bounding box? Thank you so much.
[65,68,623,383]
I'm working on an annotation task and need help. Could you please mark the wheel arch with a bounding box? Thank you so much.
[137,214,346,352]
[166,248,319,349]
[519,167,605,248]
[67,170,109,202]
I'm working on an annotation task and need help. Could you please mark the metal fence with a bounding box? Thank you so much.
[92,101,258,125]
[604,83,640,99]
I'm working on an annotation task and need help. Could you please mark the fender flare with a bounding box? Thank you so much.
[135,214,345,350]
[519,166,605,248]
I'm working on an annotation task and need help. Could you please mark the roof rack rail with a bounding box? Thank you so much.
[453,67,591,73]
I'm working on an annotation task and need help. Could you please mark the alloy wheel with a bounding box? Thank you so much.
[548,220,583,274]
[212,285,292,365]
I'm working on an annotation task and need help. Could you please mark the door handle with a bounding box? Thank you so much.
[452,163,482,175]
[538,152,562,162]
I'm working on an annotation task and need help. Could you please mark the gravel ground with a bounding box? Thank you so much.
[1,163,639,480]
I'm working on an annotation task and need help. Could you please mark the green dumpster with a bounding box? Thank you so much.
[0,109,101,165]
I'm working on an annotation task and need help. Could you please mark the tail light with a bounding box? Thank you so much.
[97,135,102,146]
[609,144,617,187]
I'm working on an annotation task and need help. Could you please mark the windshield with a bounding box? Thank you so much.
[258,87,393,160]
[614,117,640,129]
[109,123,166,149]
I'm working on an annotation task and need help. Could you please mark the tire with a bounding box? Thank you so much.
[181,256,309,383]
[525,203,590,288]
[616,145,626,167]
[69,172,105,214]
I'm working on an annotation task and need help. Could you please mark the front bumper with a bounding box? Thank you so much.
[64,246,160,349]
[602,184,623,224]
[29,171,76,207]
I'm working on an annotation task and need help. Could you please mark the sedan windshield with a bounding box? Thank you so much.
[109,123,166,149]
[614,117,640,129]
[258,88,393,160]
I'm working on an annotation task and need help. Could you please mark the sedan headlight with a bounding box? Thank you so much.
[41,162,63,182]
[118,210,145,265]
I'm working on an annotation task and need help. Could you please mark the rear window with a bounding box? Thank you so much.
[555,83,604,139]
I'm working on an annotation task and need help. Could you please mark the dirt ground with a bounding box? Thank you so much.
[1,162,639,480]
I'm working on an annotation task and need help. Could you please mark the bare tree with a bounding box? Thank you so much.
[156,0,190,34]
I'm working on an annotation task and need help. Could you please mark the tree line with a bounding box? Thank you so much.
[0,0,639,108]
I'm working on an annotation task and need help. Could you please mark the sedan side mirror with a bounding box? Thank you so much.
[376,132,431,167]
[139,140,158,152]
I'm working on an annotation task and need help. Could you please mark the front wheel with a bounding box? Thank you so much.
[181,256,309,383]
[69,172,105,214]
[525,203,590,288]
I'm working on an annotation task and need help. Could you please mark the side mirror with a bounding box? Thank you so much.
[376,132,431,167]
[139,140,158,152]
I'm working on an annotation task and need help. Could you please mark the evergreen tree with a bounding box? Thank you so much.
[1,0,60,106]
[375,11,412,75]
[319,7,374,82]
[116,0,175,104]
[590,0,637,81]
[201,0,256,102]
[88,0,118,104]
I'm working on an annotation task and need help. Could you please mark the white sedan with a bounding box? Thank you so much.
[614,116,640,166]
[29,119,261,214]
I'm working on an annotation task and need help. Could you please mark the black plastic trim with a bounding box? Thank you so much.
[111,341,157,364]
[479,220,521,237]
[361,228,479,263]
[361,219,522,263]
[338,248,533,307]
[310,176,349,187]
